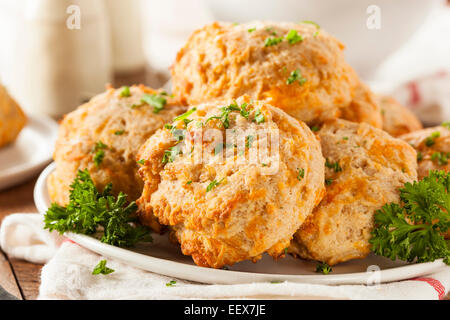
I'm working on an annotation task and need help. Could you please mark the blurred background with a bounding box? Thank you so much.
[0,0,449,120]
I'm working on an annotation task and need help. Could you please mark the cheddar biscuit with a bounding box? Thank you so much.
[137,96,325,268]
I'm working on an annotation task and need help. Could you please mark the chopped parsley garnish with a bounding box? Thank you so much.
[254,109,265,124]
[325,178,333,186]
[206,103,240,128]
[141,93,167,114]
[286,69,307,85]
[114,130,125,135]
[325,158,342,172]
[119,86,131,98]
[137,159,145,165]
[164,124,173,130]
[342,136,349,141]
[431,152,449,166]
[186,181,193,185]
[301,20,320,36]
[166,280,177,287]
[248,27,256,33]
[93,141,108,167]
[171,128,185,142]
[44,170,152,247]
[206,178,224,192]
[297,168,305,181]
[239,103,250,119]
[425,131,441,147]
[92,260,114,275]
[417,151,423,162]
[264,36,283,47]
[265,27,277,35]
[245,135,254,149]
[214,143,224,155]
[311,125,320,132]
[285,29,303,44]
[316,262,332,274]
[173,107,197,122]
[370,170,449,265]
[162,145,181,164]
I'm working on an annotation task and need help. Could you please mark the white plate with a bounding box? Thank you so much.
[0,114,58,190]
[34,163,447,285]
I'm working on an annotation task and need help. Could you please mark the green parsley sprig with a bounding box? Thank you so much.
[286,69,307,85]
[316,262,332,274]
[93,141,108,167]
[141,93,167,114]
[44,170,152,247]
[92,260,115,275]
[370,170,449,265]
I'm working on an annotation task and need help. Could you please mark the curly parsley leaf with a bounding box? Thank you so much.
[370,170,449,265]
[44,170,152,247]
[316,262,332,274]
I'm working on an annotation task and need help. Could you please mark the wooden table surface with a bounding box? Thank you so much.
[0,178,42,300]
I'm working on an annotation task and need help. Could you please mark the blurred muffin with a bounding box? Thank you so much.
[399,125,449,180]
[340,83,383,129]
[137,96,325,268]
[48,85,186,212]
[290,119,417,265]
[0,83,26,148]
[171,21,364,125]
[378,95,422,137]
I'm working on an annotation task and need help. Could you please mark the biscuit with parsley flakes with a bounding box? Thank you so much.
[136,96,325,268]
[290,119,417,265]
[48,85,186,225]
[171,21,369,126]
[399,125,449,181]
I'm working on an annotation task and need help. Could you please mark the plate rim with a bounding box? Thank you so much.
[0,114,58,190]
[34,163,447,285]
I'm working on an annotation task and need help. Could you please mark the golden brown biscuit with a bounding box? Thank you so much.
[340,83,383,129]
[290,119,417,265]
[171,21,361,125]
[137,96,325,268]
[399,125,449,180]
[48,85,186,224]
[378,95,422,137]
[0,83,26,148]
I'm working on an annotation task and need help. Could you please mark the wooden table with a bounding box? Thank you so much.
[0,178,42,300]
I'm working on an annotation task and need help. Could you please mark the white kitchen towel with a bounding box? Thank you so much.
[1,213,449,300]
